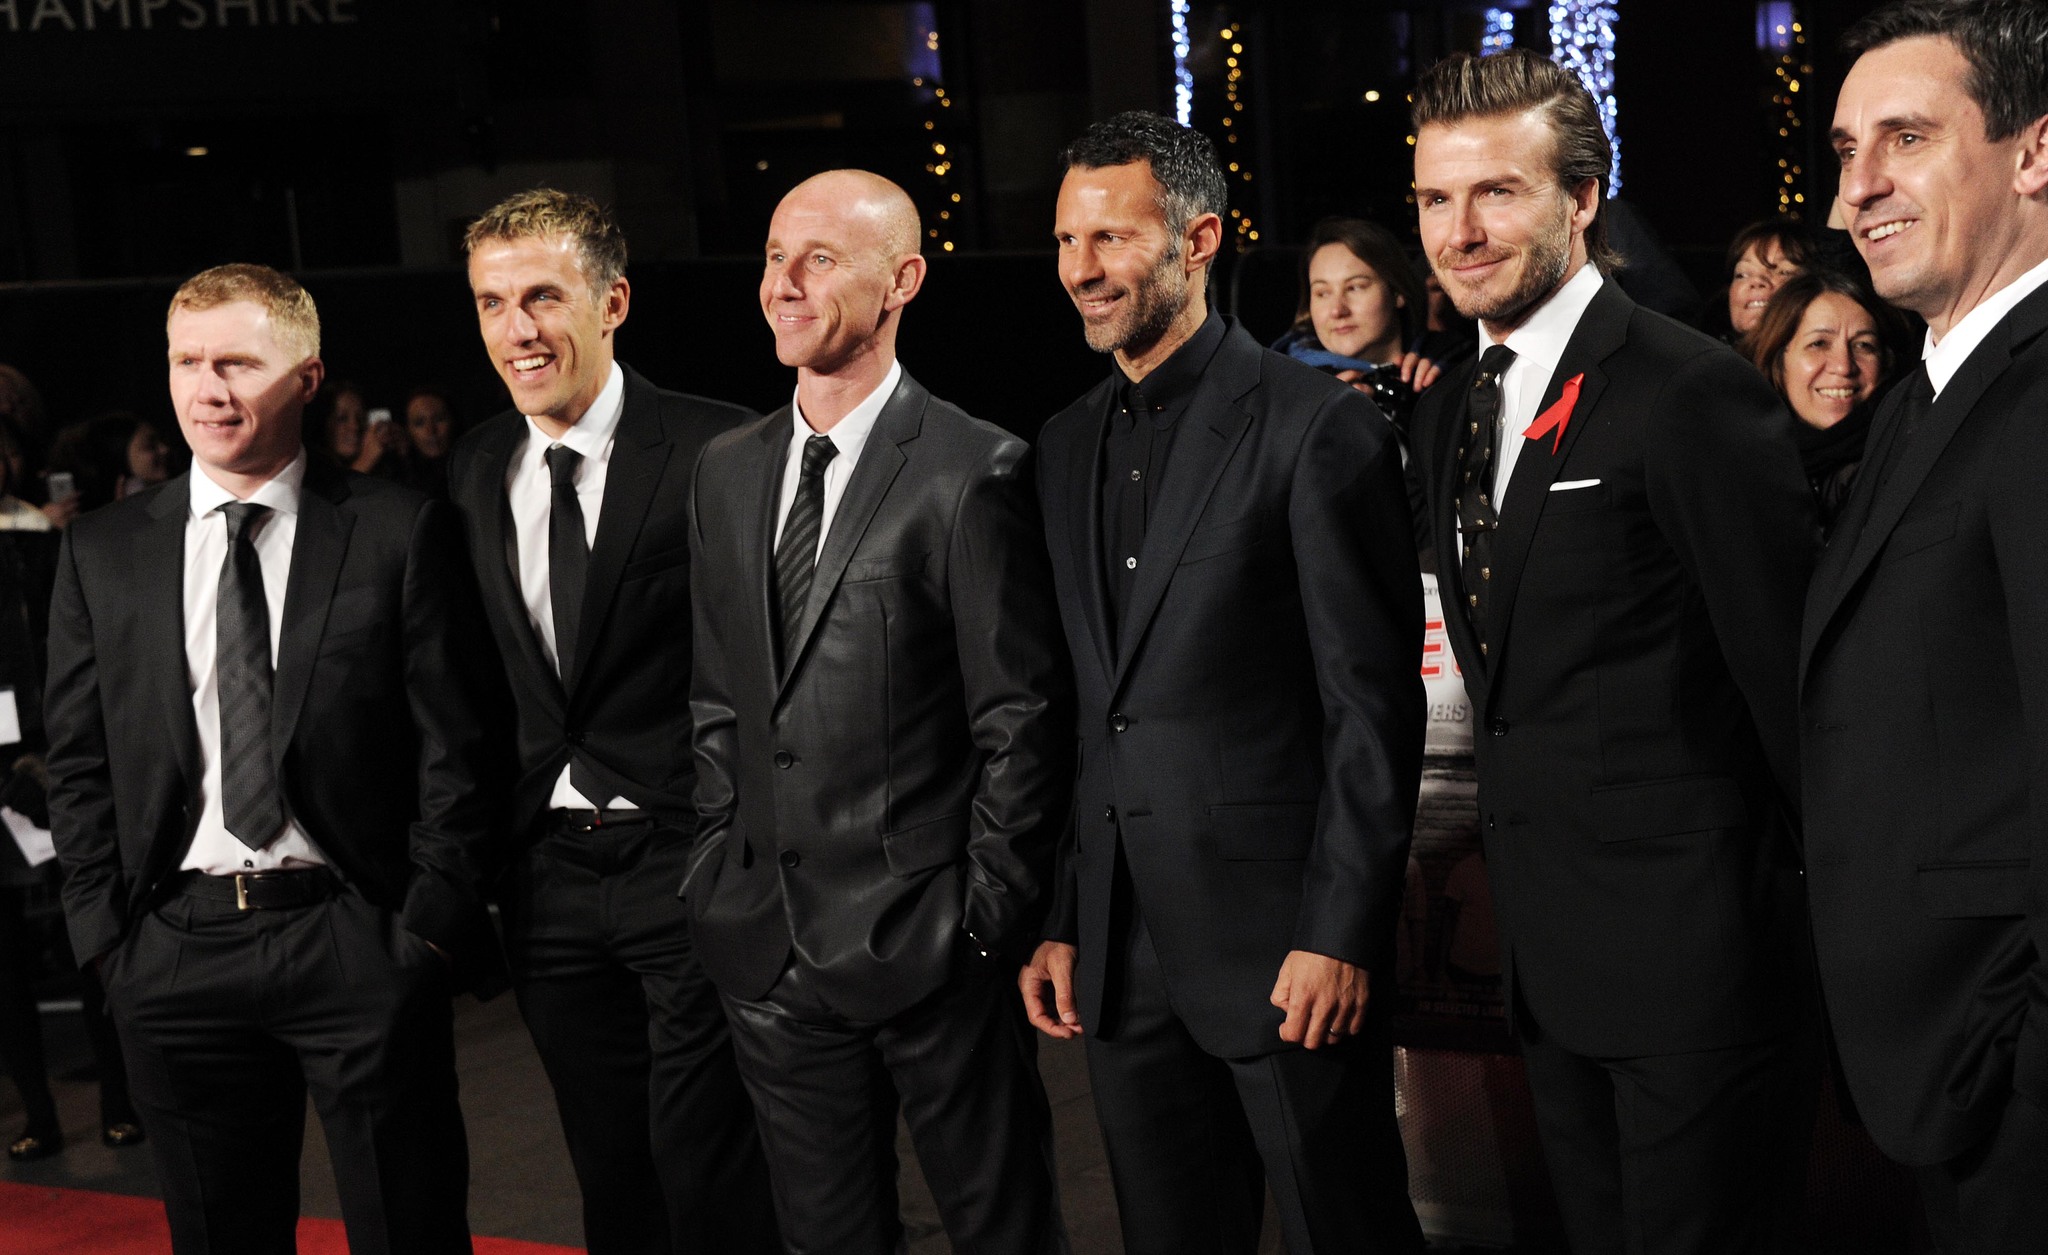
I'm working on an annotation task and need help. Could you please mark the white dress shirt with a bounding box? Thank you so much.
[1478,262,1606,513]
[504,361,634,810]
[772,358,901,558]
[180,453,327,874]
[1923,254,2048,399]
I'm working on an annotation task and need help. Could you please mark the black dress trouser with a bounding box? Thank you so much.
[105,886,470,1255]
[502,818,776,1255]
[1085,899,1426,1255]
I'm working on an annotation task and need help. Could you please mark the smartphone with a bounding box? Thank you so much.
[47,471,76,503]
[367,408,393,427]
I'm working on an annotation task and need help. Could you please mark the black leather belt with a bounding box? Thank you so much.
[550,808,656,834]
[169,868,337,911]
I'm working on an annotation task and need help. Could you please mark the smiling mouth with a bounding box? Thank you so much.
[1864,219,1914,242]
[1815,386,1857,400]
[508,354,552,374]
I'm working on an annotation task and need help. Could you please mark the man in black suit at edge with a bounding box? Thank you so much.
[1018,112,1427,1255]
[446,189,775,1254]
[1807,2,2048,1247]
[686,170,1072,1254]
[45,264,503,1253]
[1405,53,1820,1255]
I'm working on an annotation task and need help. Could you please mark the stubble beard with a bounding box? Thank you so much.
[1080,246,1190,356]
[1439,201,1576,330]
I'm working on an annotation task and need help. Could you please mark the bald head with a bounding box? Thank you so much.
[760,169,929,408]
[780,169,921,264]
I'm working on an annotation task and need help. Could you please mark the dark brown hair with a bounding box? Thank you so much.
[1746,269,1913,393]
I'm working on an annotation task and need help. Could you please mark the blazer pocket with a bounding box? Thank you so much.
[844,551,928,584]
[622,545,688,581]
[1540,482,1613,516]
[882,812,966,877]
[1883,503,1959,562]
[1587,775,1747,842]
[1180,512,1271,565]
[1208,803,1317,860]
[1915,859,2029,919]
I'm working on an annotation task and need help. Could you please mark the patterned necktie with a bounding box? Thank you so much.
[1455,343,1520,650]
[545,444,587,688]
[773,434,838,673]
[217,501,283,849]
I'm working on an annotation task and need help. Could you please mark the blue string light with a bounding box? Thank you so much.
[1548,1,1622,194]
[1169,0,1195,126]
[1482,9,1516,56]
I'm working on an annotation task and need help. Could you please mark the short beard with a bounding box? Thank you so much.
[1439,198,1575,329]
[1081,244,1190,356]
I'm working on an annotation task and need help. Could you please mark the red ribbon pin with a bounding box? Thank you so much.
[1523,372,1583,454]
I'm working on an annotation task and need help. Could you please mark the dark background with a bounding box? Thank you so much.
[0,0,1883,435]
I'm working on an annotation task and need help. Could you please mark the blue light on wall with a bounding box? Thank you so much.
[1170,0,1195,126]
[1483,8,1517,56]
[1756,1,1796,53]
[1549,2,1621,194]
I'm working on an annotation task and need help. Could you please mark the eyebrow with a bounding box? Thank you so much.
[1832,112,1944,143]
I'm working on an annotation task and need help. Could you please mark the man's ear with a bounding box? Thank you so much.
[601,277,632,336]
[297,357,326,406]
[1567,177,1601,232]
[885,253,929,312]
[2014,113,2048,198]
[1184,212,1224,277]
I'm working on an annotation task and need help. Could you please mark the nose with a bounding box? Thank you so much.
[1062,241,1103,291]
[1446,199,1486,253]
[505,302,539,344]
[193,367,231,406]
[1831,343,1862,380]
[767,258,803,301]
[1839,146,1890,218]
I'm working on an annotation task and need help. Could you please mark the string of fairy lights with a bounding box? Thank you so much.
[1219,20,1258,249]
[1764,11,1814,218]
[1549,1,1622,195]
[912,21,959,253]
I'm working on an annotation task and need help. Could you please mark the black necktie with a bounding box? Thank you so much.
[1455,344,1520,649]
[774,434,838,673]
[545,444,587,688]
[217,501,283,849]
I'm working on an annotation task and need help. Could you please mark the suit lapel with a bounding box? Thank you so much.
[1428,360,1488,690]
[1482,281,1629,682]
[272,467,352,755]
[751,411,789,689]
[775,373,921,702]
[572,369,670,693]
[1061,383,1117,685]
[144,480,202,799]
[1109,330,1258,689]
[1802,284,2048,668]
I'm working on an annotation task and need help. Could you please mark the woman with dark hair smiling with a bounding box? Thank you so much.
[1723,218,1814,347]
[1747,269,1911,532]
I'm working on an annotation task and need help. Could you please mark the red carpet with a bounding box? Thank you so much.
[0,1181,584,1254]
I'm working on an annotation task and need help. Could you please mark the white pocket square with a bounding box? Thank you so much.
[1550,478,1603,491]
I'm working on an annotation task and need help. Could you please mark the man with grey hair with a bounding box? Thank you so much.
[1022,111,1428,1253]
[1407,50,1819,1254]
[1808,2,2048,1246]
[448,188,775,1254]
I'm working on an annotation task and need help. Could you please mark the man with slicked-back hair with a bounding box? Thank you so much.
[686,169,1072,1254]
[1406,51,1819,1255]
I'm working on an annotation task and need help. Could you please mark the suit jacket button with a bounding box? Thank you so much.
[1103,805,1116,823]
[779,849,800,868]
[773,750,795,769]
[1110,713,1129,733]
[1488,717,1510,736]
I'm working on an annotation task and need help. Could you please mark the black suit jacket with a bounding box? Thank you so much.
[1801,280,2048,1165]
[1410,280,1816,1059]
[685,369,1073,1021]
[44,463,506,994]
[1038,320,1425,1061]
[447,365,754,838]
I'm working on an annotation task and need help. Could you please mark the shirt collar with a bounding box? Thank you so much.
[1116,309,1227,414]
[1922,254,2048,398]
[791,357,902,463]
[524,361,626,462]
[1480,262,1605,377]
[188,449,307,521]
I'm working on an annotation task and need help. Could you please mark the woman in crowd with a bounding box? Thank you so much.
[398,385,459,498]
[1273,216,1442,434]
[1746,269,1910,533]
[310,380,402,477]
[44,412,175,511]
[1722,218,1813,348]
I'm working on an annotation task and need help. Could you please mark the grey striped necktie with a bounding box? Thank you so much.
[217,501,283,849]
[773,434,837,673]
